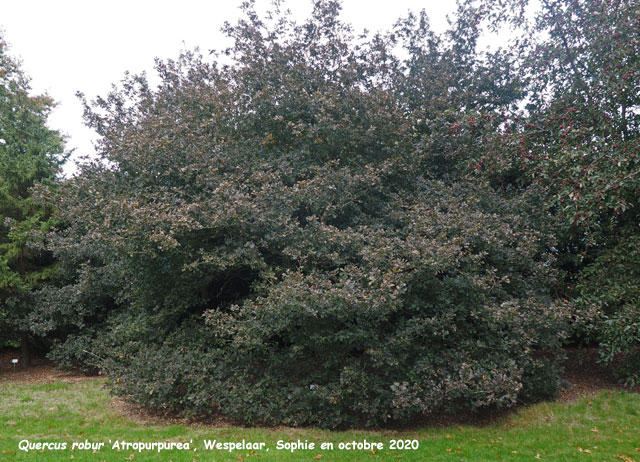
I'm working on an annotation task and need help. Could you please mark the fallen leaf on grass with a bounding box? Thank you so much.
[617,456,638,462]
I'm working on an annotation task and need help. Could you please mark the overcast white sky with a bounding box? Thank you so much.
[1,1,460,175]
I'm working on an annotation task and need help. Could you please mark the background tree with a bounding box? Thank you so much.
[475,0,640,382]
[0,33,66,365]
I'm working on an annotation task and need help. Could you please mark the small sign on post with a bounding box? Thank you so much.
[12,358,18,371]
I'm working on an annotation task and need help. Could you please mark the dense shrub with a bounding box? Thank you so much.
[36,0,569,428]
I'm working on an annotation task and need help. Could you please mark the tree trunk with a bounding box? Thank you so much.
[20,333,30,368]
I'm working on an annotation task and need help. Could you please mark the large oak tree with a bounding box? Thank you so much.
[35,1,570,428]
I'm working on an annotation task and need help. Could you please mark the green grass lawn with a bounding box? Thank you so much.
[1,378,639,461]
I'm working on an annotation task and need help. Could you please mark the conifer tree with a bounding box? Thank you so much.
[0,34,66,365]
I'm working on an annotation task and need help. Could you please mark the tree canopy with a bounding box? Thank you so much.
[31,0,574,428]
[0,33,66,364]
[475,0,640,383]
[2,0,634,429]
